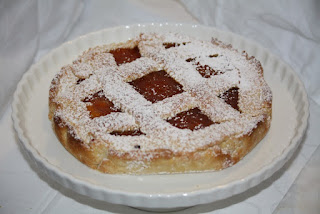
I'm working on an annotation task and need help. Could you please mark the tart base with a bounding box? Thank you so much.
[50,107,271,174]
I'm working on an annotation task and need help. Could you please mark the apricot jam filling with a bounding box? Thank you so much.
[83,91,121,118]
[109,46,141,65]
[219,87,240,111]
[166,107,214,131]
[129,70,184,103]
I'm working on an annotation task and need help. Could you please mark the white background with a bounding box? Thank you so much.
[0,0,319,213]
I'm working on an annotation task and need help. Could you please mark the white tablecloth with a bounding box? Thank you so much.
[0,0,319,213]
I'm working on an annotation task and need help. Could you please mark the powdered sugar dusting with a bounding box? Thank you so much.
[50,32,272,158]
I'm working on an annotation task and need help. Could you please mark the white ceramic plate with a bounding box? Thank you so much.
[12,23,309,210]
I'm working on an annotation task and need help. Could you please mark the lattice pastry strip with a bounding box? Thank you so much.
[170,41,238,77]
[152,92,198,119]
[87,113,139,136]
[205,69,240,95]
[195,90,241,122]
[118,57,162,82]
[71,52,117,79]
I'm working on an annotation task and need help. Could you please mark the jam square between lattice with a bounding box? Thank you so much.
[218,87,240,112]
[109,46,141,65]
[129,70,184,103]
[167,107,214,131]
[83,91,121,118]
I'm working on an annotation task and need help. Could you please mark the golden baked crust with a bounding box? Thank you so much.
[49,33,272,174]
